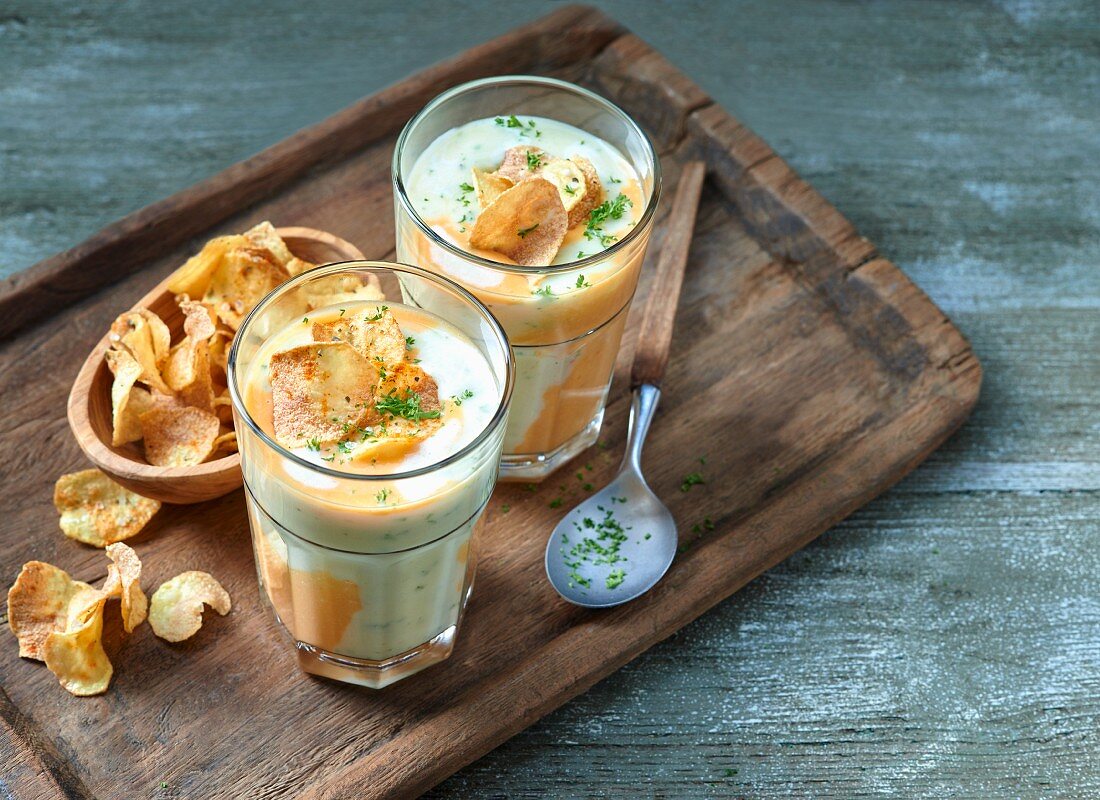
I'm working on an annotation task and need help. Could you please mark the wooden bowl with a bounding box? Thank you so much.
[67,226,366,504]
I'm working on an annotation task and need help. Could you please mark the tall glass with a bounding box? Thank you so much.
[228,262,513,688]
[393,76,661,481]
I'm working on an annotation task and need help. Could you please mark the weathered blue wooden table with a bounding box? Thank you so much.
[3,1,1097,796]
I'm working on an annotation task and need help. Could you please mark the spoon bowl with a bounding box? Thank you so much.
[66,226,365,504]
[545,385,677,607]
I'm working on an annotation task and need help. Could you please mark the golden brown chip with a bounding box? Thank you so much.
[242,221,295,268]
[351,363,444,459]
[148,571,231,643]
[109,310,173,394]
[102,543,147,633]
[268,342,379,449]
[140,404,221,467]
[213,431,238,453]
[564,156,604,229]
[179,296,218,341]
[54,469,161,547]
[469,178,567,266]
[495,145,547,184]
[203,246,288,330]
[42,596,112,696]
[106,348,152,446]
[312,305,406,366]
[285,256,316,278]
[473,167,513,208]
[166,235,245,299]
[7,561,99,660]
[162,335,214,412]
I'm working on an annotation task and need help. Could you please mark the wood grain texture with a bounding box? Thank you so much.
[3,1,1096,798]
[630,160,705,389]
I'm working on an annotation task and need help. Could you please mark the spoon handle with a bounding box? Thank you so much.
[630,160,707,389]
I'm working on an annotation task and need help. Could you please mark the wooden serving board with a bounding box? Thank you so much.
[0,6,981,798]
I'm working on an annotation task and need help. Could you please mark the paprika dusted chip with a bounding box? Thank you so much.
[268,342,379,449]
[102,543,147,633]
[109,310,173,395]
[469,178,568,266]
[495,145,547,184]
[203,246,288,330]
[562,155,603,229]
[472,166,513,208]
[7,562,100,660]
[140,403,221,467]
[352,363,444,459]
[54,469,161,547]
[42,596,112,696]
[106,348,153,446]
[312,305,406,366]
[149,571,232,643]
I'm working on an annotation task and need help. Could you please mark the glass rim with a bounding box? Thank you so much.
[391,74,663,275]
[227,259,515,482]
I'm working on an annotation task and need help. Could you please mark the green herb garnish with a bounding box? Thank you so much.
[517,222,539,238]
[376,488,390,503]
[375,390,442,422]
[365,305,389,322]
[575,274,591,288]
[680,471,705,492]
[525,150,542,171]
[606,569,626,589]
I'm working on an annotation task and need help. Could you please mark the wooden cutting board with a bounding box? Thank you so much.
[0,6,981,798]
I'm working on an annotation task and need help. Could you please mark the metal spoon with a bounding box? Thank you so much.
[545,161,707,608]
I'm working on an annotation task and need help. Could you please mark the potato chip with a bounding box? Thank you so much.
[102,543,147,633]
[54,469,161,547]
[213,430,238,453]
[149,571,231,643]
[312,305,406,366]
[243,221,294,268]
[140,403,221,467]
[166,235,245,298]
[268,342,378,449]
[285,256,316,278]
[109,310,173,394]
[106,348,151,446]
[564,156,603,228]
[203,246,288,330]
[469,178,568,266]
[473,166,513,208]
[7,561,99,660]
[162,335,214,411]
[42,596,112,696]
[495,145,547,184]
[366,362,444,442]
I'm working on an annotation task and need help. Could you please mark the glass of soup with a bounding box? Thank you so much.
[393,76,660,481]
[228,261,513,688]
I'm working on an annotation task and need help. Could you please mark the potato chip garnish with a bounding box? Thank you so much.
[354,362,444,452]
[102,543,147,633]
[42,594,112,696]
[564,156,603,229]
[213,430,238,453]
[149,571,231,643]
[109,310,173,394]
[312,305,406,366]
[268,342,379,449]
[495,145,547,184]
[106,348,153,446]
[203,246,288,330]
[7,561,99,660]
[473,167,513,209]
[140,403,221,467]
[54,469,161,547]
[469,178,568,267]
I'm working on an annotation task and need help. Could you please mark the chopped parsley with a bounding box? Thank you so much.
[366,305,389,322]
[606,569,626,589]
[375,390,441,422]
[495,114,524,128]
[375,488,390,503]
[575,274,591,288]
[305,438,321,452]
[459,181,475,193]
[525,150,543,171]
[302,317,309,324]
[585,194,633,248]
[405,335,416,350]
[517,222,539,238]
[563,183,577,195]
[560,506,631,591]
[336,440,355,455]
[680,471,706,492]
[452,388,475,406]
[532,284,554,297]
